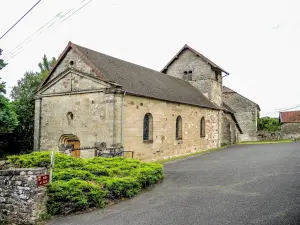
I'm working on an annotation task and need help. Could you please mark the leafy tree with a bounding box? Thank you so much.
[0,49,7,93]
[257,117,281,132]
[0,77,6,94]
[11,55,56,153]
[38,55,56,77]
[0,79,18,133]
[0,48,7,70]
[0,95,18,133]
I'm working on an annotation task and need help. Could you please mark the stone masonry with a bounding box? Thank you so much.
[124,95,220,161]
[35,42,243,161]
[222,92,259,142]
[165,48,222,107]
[35,48,122,158]
[281,123,300,139]
[0,168,48,225]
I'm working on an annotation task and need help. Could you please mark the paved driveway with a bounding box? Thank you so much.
[48,143,300,225]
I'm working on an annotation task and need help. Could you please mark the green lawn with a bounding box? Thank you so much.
[240,139,292,145]
[156,146,226,164]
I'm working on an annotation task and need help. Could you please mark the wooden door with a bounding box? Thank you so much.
[67,140,80,158]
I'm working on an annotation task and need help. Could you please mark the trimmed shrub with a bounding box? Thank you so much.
[7,152,163,215]
[47,179,107,215]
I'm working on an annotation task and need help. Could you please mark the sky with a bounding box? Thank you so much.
[0,0,299,117]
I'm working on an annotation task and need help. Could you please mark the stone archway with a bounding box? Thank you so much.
[59,134,80,157]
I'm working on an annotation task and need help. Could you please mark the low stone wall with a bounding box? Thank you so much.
[256,131,282,141]
[0,167,48,225]
[256,130,300,141]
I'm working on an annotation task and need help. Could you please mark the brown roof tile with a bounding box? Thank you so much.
[280,110,300,123]
[40,42,220,110]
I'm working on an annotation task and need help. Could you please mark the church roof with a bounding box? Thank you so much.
[40,42,220,110]
[222,86,261,111]
[279,110,300,123]
[161,44,229,75]
[222,102,235,114]
[222,86,236,93]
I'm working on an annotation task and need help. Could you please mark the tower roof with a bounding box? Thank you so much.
[161,44,229,75]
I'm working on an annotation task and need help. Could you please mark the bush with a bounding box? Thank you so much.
[47,179,107,215]
[8,152,163,215]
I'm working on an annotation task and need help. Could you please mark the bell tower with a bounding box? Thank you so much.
[161,44,228,107]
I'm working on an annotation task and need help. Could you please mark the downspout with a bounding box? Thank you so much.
[218,110,221,147]
[121,89,127,147]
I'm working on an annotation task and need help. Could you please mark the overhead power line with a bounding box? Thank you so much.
[0,0,42,40]
[1,0,93,63]
[274,104,300,111]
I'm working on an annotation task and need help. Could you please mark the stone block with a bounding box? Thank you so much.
[0,168,48,224]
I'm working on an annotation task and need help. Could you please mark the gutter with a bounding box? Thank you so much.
[218,110,221,147]
[121,89,127,146]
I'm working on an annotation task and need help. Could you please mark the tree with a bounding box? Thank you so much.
[11,55,56,153]
[0,77,6,94]
[0,79,18,133]
[0,95,18,133]
[38,54,56,78]
[257,117,281,132]
[0,48,7,70]
[0,49,7,93]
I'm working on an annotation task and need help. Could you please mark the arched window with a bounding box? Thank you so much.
[200,117,205,137]
[176,116,182,140]
[143,113,153,141]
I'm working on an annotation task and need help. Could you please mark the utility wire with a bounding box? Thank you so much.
[274,104,300,111]
[2,13,62,61]
[0,0,42,40]
[1,0,93,63]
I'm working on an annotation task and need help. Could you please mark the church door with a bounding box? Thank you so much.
[67,140,80,158]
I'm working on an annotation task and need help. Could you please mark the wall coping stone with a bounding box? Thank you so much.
[0,167,47,176]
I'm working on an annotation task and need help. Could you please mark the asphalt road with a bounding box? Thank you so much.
[48,143,300,225]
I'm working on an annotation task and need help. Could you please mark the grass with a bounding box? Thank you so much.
[240,139,292,145]
[156,138,294,164]
[7,152,163,216]
[156,146,226,164]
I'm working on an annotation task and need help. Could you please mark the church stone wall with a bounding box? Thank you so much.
[38,92,122,158]
[165,49,222,107]
[123,95,220,161]
[220,112,240,146]
[223,92,258,142]
[49,48,98,82]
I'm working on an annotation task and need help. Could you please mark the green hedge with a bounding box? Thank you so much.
[8,152,163,215]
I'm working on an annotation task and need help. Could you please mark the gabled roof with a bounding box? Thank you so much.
[161,44,229,75]
[222,86,261,111]
[279,110,300,123]
[222,86,236,93]
[222,102,236,114]
[39,42,220,110]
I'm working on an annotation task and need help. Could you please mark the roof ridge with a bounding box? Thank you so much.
[73,43,221,110]
[72,43,197,84]
[39,41,221,110]
[280,109,300,113]
[161,44,229,75]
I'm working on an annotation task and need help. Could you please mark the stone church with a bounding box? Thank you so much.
[34,42,258,161]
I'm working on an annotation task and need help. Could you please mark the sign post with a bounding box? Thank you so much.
[50,149,55,184]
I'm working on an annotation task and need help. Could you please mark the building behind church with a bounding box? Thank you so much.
[34,42,259,161]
